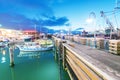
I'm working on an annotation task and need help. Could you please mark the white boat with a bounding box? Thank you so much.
[16,42,54,52]
[0,42,8,48]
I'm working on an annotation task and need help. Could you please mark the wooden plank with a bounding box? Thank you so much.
[80,38,86,45]
[109,47,120,51]
[109,48,120,52]
[66,66,74,80]
[96,41,104,49]
[68,43,75,47]
[66,56,89,80]
[109,40,120,53]
[109,40,120,45]
[66,50,100,80]
[109,50,120,55]
[109,44,120,47]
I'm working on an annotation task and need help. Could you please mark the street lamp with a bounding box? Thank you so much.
[0,24,2,27]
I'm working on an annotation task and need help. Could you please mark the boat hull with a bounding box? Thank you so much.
[17,45,54,52]
[19,47,53,52]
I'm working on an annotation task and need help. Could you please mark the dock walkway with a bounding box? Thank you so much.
[64,40,120,80]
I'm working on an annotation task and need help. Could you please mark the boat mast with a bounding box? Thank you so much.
[34,24,37,40]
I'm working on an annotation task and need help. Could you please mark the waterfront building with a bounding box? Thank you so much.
[23,30,39,39]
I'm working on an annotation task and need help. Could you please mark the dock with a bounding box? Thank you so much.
[53,36,120,80]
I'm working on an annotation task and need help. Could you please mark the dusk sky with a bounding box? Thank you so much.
[0,0,120,32]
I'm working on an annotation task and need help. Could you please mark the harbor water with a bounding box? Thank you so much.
[0,47,70,80]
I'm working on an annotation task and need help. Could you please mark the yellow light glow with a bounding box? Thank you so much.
[2,50,6,55]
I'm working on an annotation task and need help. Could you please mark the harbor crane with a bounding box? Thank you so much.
[100,11,118,39]
[100,0,120,39]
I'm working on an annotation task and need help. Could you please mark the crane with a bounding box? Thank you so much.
[100,0,120,39]
[100,11,117,39]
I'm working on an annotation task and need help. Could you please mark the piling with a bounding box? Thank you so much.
[9,48,14,67]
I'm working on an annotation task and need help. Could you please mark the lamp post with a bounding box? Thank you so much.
[34,24,37,40]
[0,24,2,27]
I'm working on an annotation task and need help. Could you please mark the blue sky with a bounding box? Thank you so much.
[0,0,120,32]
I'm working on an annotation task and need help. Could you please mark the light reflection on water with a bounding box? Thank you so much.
[17,51,41,57]
[0,47,70,80]
[1,56,6,63]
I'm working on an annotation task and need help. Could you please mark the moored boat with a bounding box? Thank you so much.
[16,42,54,52]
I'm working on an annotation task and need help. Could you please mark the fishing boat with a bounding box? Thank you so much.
[16,42,54,52]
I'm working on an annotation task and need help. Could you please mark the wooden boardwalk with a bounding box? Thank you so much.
[53,37,120,80]
[64,40,120,80]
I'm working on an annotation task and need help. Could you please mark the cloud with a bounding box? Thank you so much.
[0,13,33,29]
[42,16,69,26]
[0,0,54,19]
[0,13,69,30]
[75,28,84,31]
[0,0,69,31]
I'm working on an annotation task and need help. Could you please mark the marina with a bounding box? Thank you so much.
[0,0,120,80]
[0,47,70,80]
